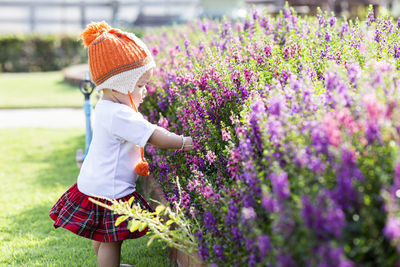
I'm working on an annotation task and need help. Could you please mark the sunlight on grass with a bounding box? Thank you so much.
[0,128,171,266]
[0,72,83,108]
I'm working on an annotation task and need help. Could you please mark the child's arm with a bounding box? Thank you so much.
[148,126,193,151]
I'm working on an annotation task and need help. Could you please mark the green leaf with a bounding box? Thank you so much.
[139,222,148,232]
[115,215,128,226]
[155,205,166,215]
[130,220,140,232]
[128,197,135,206]
[147,236,156,246]
[166,220,174,226]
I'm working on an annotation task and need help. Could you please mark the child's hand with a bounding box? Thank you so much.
[183,137,193,151]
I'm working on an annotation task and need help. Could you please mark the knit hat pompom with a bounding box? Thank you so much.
[80,21,111,47]
[135,161,150,176]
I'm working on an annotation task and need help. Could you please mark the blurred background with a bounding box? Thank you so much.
[0,0,399,109]
[0,0,399,34]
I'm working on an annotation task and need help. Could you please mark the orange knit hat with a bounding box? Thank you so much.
[80,21,155,94]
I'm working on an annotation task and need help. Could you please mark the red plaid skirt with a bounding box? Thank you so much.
[49,183,154,243]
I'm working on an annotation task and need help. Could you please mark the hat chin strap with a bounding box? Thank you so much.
[128,91,150,176]
[128,92,138,112]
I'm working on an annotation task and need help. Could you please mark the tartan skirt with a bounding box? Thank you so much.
[49,183,154,243]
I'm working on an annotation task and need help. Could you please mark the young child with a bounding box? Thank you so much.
[49,21,193,267]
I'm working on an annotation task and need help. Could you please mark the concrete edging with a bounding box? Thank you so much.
[141,175,205,267]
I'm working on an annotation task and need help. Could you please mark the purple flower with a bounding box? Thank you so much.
[367,10,375,26]
[225,200,239,225]
[198,42,204,52]
[243,191,256,208]
[267,117,284,146]
[315,243,354,267]
[244,19,250,31]
[249,100,265,153]
[375,28,382,43]
[301,193,345,240]
[248,253,256,267]
[268,96,284,116]
[199,246,209,261]
[394,162,400,188]
[329,17,336,27]
[213,244,225,260]
[195,231,209,261]
[325,32,331,42]
[258,234,272,258]
[277,251,295,267]
[231,227,243,243]
[311,123,329,155]
[283,8,291,19]
[365,123,381,144]
[394,45,400,59]
[184,39,192,58]
[264,43,272,57]
[204,211,216,231]
[340,22,349,39]
[317,14,326,27]
[261,195,276,213]
[201,23,207,33]
[270,172,291,201]
[252,9,259,21]
[347,62,361,86]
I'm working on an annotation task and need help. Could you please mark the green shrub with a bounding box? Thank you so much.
[0,34,87,72]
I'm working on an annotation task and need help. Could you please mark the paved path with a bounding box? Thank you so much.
[0,108,86,128]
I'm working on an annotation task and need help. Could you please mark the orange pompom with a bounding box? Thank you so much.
[80,21,111,47]
[135,161,150,176]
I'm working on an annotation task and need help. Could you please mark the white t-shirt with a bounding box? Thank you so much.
[77,99,157,199]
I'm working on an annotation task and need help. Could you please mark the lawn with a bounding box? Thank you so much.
[0,128,172,266]
[0,72,85,108]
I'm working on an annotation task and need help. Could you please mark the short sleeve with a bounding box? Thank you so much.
[111,108,157,147]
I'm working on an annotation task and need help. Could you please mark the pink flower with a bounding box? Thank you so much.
[158,117,169,130]
[229,115,240,125]
[202,185,214,200]
[206,150,217,163]
[384,216,400,240]
[193,179,201,188]
[235,22,242,32]
[187,181,194,192]
[363,93,383,121]
[151,45,159,56]
[146,85,156,96]
[221,128,231,141]
[180,190,191,209]
[322,113,341,147]
[336,108,359,134]
[187,179,201,193]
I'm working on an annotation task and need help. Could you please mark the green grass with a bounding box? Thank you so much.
[0,128,172,266]
[0,72,84,108]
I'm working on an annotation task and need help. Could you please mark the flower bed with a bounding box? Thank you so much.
[140,5,400,266]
